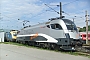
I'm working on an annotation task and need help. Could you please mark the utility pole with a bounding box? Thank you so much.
[45,2,63,19]
[60,2,62,19]
[85,10,89,45]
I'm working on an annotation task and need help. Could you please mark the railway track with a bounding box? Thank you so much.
[75,45,90,56]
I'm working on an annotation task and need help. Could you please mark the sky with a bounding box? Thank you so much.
[0,0,90,30]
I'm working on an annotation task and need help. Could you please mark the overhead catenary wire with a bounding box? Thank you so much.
[0,0,83,21]
[45,4,59,14]
[29,11,46,19]
[1,0,89,29]
[28,1,86,21]
[0,13,18,22]
[44,1,82,18]
[0,13,24,29]
[28,9,58,20]
[62,0,79,6]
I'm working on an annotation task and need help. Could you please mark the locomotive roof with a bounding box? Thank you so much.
[21,18,73,30]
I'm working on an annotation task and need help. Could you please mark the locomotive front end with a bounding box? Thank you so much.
[63,19,83,48]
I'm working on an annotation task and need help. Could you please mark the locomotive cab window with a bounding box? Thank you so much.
[13,32,17,36]
[51,24,62,30]
[63,19,77,31]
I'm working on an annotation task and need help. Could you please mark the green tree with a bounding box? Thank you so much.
[79,28,83,32]
[79,25,90,32]
[88,25,90,31]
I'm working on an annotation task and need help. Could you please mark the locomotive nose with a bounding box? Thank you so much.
[69,32,80,39]
[70,39,83,47]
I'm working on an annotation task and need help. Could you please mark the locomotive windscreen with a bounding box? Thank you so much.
[62,19,77,31]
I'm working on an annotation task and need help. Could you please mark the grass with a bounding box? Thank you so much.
[63,51,90,58]
[1,42,90,58]
[0,42,43,49]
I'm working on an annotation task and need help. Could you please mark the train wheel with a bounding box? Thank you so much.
[27,41,31,46]
[24,41,28,45]
[43,43,47,49]
[50,43,55,50]
[16,40,19,43]
[17,40,20,43]
[39,43,43,48]
[54,45,59,50]
[47,43,52,50]
[22,41,26,45]
[32,42,36,47]
[50,43,59,50]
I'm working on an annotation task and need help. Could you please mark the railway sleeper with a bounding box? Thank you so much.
[75,46,90,53]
